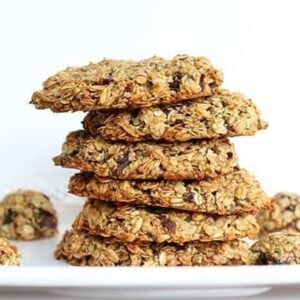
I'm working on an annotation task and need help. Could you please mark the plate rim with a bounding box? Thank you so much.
[0,265,299,288]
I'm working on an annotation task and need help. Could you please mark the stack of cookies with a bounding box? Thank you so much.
[31,55,271,266]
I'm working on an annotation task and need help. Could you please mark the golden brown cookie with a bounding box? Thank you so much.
[73,201,259,244]
[54,130,238,180]
[251,232,300,265]
[31,55,223,112]
[69,169,270,215]
[0,190,58,240]
[83,89,267,142]
[257,192,300,235]
[55,230,254,266]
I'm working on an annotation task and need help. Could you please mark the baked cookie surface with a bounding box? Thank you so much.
[257,192,300,234]
[251,232,300,265]
[69,169,270,215]
[54,130,238,180]
[0,190,58,240]
[83,89,267,142]
[72,201,259,244]
[55,230,254,266]
[31,55,223,112]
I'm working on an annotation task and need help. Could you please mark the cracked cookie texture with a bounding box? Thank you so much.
[55,230,254,266]
[69,169,270,215]
[0,190,58,241]
[251,232,300,265]
[257,192,300,235]
[54,130,238,180]
[72,201,259,244]
[0,238,21,266]
[31,55,223,112]
[83,89,267,142]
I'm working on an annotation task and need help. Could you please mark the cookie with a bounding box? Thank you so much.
[83,89,267,142]
[0,238,21,266]
[54,130,238,180]
[251,232,300,265]
[72,201,259,244]
[257,192,300,235]
[31,55,223,112]
[0,190,58,240]
[55,230,254,266]
[69,169,270,215]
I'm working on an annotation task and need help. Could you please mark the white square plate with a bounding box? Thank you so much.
[0,197,300,299]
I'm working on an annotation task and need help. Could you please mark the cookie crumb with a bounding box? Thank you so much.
[0,238,21,266]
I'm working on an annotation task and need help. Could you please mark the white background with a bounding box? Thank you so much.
[0,0,300,299]
[1,0,300,196]
[0,0,300,195]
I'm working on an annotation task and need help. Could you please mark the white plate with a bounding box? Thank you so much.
[0,189,300,298]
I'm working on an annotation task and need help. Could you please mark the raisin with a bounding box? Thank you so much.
[146,231,157,242]
[124,82,134,93]
[116,154,130,170]
[257,253,283,265]
[159,215,176,233]
[3,209,15,224]
[227,152,233,159]
[112,154,130,176]
[100,76,114,85]
[199,73,206,91]
[161,106,172,115]
[183,191,194,203]
[146,80,153,89]
[37,210,57,229]
[169,72,182,92]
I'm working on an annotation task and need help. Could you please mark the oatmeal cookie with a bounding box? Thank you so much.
[73,201,259,244]
[31,55,223,112]
[83,89,267,142]
[69,169,270,215]
[0,190,58,240]
[0,238,21,266]
[55,230,254,266]
[257,192,300,234]
[251,232,300,265]
[54,130,238,180]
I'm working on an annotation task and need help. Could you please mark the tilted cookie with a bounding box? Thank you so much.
[54,130,238,180]
[69,169,270,215]
[83,89,267,142]
[55,230,254,266]
[0,238,21,266]
[257,192,300,235]
[31,55,223,112]
[0,190,58,240]
[73,201,259,244]
[251,232,300,265]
